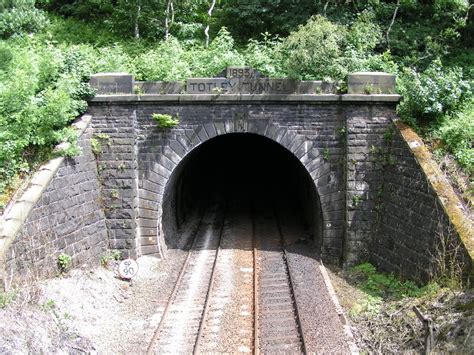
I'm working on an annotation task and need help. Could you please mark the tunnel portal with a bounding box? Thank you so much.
[162,133,323,252]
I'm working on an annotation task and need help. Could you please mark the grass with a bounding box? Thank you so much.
[348,263,440,315]
[0,289,17,309]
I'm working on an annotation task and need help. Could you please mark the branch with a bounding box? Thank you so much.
[164,0,173,39]
[386,0,400,49]
[134,0,141,40]
[205,0,217,48]
[413,306,436,355]
[323,0,330,16]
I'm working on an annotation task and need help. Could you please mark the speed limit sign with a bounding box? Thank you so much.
[118,259,139,279]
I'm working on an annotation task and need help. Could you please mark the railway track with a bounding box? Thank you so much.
[253,202,307,354]
[147,200,308,354]
[146,203,226,354]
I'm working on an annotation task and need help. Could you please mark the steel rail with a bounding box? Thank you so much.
[272,203,308,354]
[192,203,227,354]
[251,202,260,355]
[145,210,206,354]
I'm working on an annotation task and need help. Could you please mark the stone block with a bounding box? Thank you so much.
[90,73,134,94]
[347,72,396,94]
[296,81,336,94]
[136,81,185,94]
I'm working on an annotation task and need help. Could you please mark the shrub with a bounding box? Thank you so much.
[152,113,179,128]
[434,100,474,173]
[279,15,346,80]
[0,40,94,195]
[243,34,285,78]
[133,37,191,81]
[397,60,472,126]
[0,0,49,38]
[187,28,245,77]
[57,253,72,273]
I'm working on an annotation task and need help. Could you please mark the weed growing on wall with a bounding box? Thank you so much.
[57,253,72,273]
[152,113,179,128]
[100,249,122,267]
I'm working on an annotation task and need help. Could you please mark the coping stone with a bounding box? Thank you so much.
[89,93,400,103]
[347,72,396,94]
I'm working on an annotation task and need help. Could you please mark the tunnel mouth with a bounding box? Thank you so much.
[161,133,322,252]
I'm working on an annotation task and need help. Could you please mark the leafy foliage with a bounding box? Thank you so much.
[278,14,397,81]
[0,39,94,195]
[0,0,473,197]
[0,0,49,38]
[152,113,179,128]
[347,263,441,316]
[57,252,72,273]
[434,100,474,173]
[279,15,346,81]
[133,37,191,81]
[397,60,472,126]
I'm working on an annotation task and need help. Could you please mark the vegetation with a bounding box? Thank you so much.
[0,288,17,308]
[332,263,473,353]
[56,253,71,273]
[0,0,472,205]
[100,249,122,267]
[152,113,179,128]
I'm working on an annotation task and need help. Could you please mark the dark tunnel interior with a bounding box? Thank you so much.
[162,133,323,251]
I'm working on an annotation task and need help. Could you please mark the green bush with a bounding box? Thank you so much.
[279,15,346,81]
[350,263,435,299]
[133,37,191,81]
[0,39,94,195]
[397,60,472,126]
[57,252,72,273]
[243,34,285,78]
[187,28,245,77]
[278,14,396,82]
[0,0,49,38]
[152,113,179,128]
[434,100,474,173]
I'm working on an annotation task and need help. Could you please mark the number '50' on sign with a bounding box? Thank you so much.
[119,259,139,279]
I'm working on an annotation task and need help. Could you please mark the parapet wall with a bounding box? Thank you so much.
[0,115,108,287]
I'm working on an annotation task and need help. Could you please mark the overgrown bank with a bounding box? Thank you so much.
[327,263,474,353]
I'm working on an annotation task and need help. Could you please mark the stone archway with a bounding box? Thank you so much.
[140,118,342,259]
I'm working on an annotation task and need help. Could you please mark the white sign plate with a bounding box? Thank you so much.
[118,259,139,279]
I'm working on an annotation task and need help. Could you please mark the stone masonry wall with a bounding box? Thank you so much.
[88,101,348,263]
[371,121,472,282]
[88,104,139,258]
[3,116,108,283]
[344,105,395,265]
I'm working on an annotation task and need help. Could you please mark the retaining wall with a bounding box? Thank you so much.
[0,115,108,287]
[371,121,473,281]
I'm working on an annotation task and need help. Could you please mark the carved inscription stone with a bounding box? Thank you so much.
[226,67,260,79]
[187,78,233,94]
[186,67,298,94]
